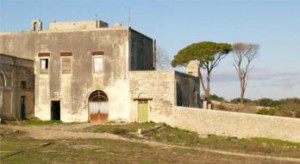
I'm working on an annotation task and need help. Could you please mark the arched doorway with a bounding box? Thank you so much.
[88,90,109,122]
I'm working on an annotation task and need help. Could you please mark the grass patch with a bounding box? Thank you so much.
[25,120,62,125]
[251,137,300,148]
[1,125,299,163]
[144,125,201,146]
[90,122,155,136]
[88,122,300,158]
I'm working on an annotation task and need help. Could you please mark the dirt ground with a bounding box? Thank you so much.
[1,123,300,164]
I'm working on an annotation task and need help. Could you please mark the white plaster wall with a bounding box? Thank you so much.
[106,79,131,121]
[35,75,50,120]
[60,74,74,122]
[159,107,300,142]
[129,71,176,122]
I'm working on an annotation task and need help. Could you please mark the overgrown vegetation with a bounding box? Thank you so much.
[210,94,226,102]
[255,98,300,118]
[256,107,277,115]
[211,95,300,118]
[230,98,253,104]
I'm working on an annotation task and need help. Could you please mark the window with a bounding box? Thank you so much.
[20,81,27,89]
[40,58,49,74]
[61,57,72,74]
[93,56,103,73]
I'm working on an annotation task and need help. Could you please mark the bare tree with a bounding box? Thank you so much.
[232,43,259,104]
[156,47,171,70]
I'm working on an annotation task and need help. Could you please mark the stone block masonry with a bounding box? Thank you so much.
[156,107,300,142]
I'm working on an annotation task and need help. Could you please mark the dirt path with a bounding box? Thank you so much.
[2,123,300,163]
[4,123,125,140]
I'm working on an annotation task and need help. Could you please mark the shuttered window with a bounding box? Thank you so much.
[62,57,72,74]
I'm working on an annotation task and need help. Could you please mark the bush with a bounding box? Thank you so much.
[254,98,281,107]
[276,103,300,118]
[210,94,226,102]
[230,98,252,104]
[256,107,277,116]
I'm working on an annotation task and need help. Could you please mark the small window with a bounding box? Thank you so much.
[62,57,71,74]
[40,58,49,74]
[93,56,103,73]
[21,81,27,89]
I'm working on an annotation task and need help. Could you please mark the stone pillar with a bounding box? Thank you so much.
[203,101,207,109]
[208,104,212,110]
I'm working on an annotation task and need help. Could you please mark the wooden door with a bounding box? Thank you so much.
[138,100,148,122]
[88,90,109,122]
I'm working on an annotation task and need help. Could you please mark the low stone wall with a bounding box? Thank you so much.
[157,107,300,142]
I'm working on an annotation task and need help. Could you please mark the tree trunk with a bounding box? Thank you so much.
[240,77,246,104]
[240,89,245,104]
[206,71,211,102]
[199,68,206,95]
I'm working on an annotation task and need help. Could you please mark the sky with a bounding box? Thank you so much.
[0,0,299,100]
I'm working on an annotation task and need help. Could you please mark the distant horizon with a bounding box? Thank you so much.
[1,0,299,100]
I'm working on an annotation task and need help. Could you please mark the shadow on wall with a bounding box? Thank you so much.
[176,83,183,106]
[176,82,201,108]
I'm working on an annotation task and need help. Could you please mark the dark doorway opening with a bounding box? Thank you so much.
[21,96,26,120]
[51,101,61,120]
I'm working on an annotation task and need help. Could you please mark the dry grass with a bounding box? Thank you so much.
[1,128,298,164]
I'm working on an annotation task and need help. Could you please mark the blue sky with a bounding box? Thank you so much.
[1,0,299,100]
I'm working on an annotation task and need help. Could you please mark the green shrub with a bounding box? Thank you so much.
[230,98,252,104]
[254,98,281,107]
[256,107,277,115]
[210,94,226,102]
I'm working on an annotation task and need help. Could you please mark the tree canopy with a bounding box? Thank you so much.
[171,41,232,68]
[171,41,232,101]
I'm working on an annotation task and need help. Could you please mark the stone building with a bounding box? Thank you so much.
[0,54,34,120]
[0,19,200,122]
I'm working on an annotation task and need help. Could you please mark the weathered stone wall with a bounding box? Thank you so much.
[30,28,131,122]
[1,28,131,122]
[0,54,34,120]
[158,107,300,142]
[175,71,201,108]
[0,24,156,122]
[49,20,108,31]
[129,70,201,122]
[0,32,37,60]
[129,71,176,122]
[130,29,155,70]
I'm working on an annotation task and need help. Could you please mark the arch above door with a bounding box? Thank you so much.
[88,90,109,122]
